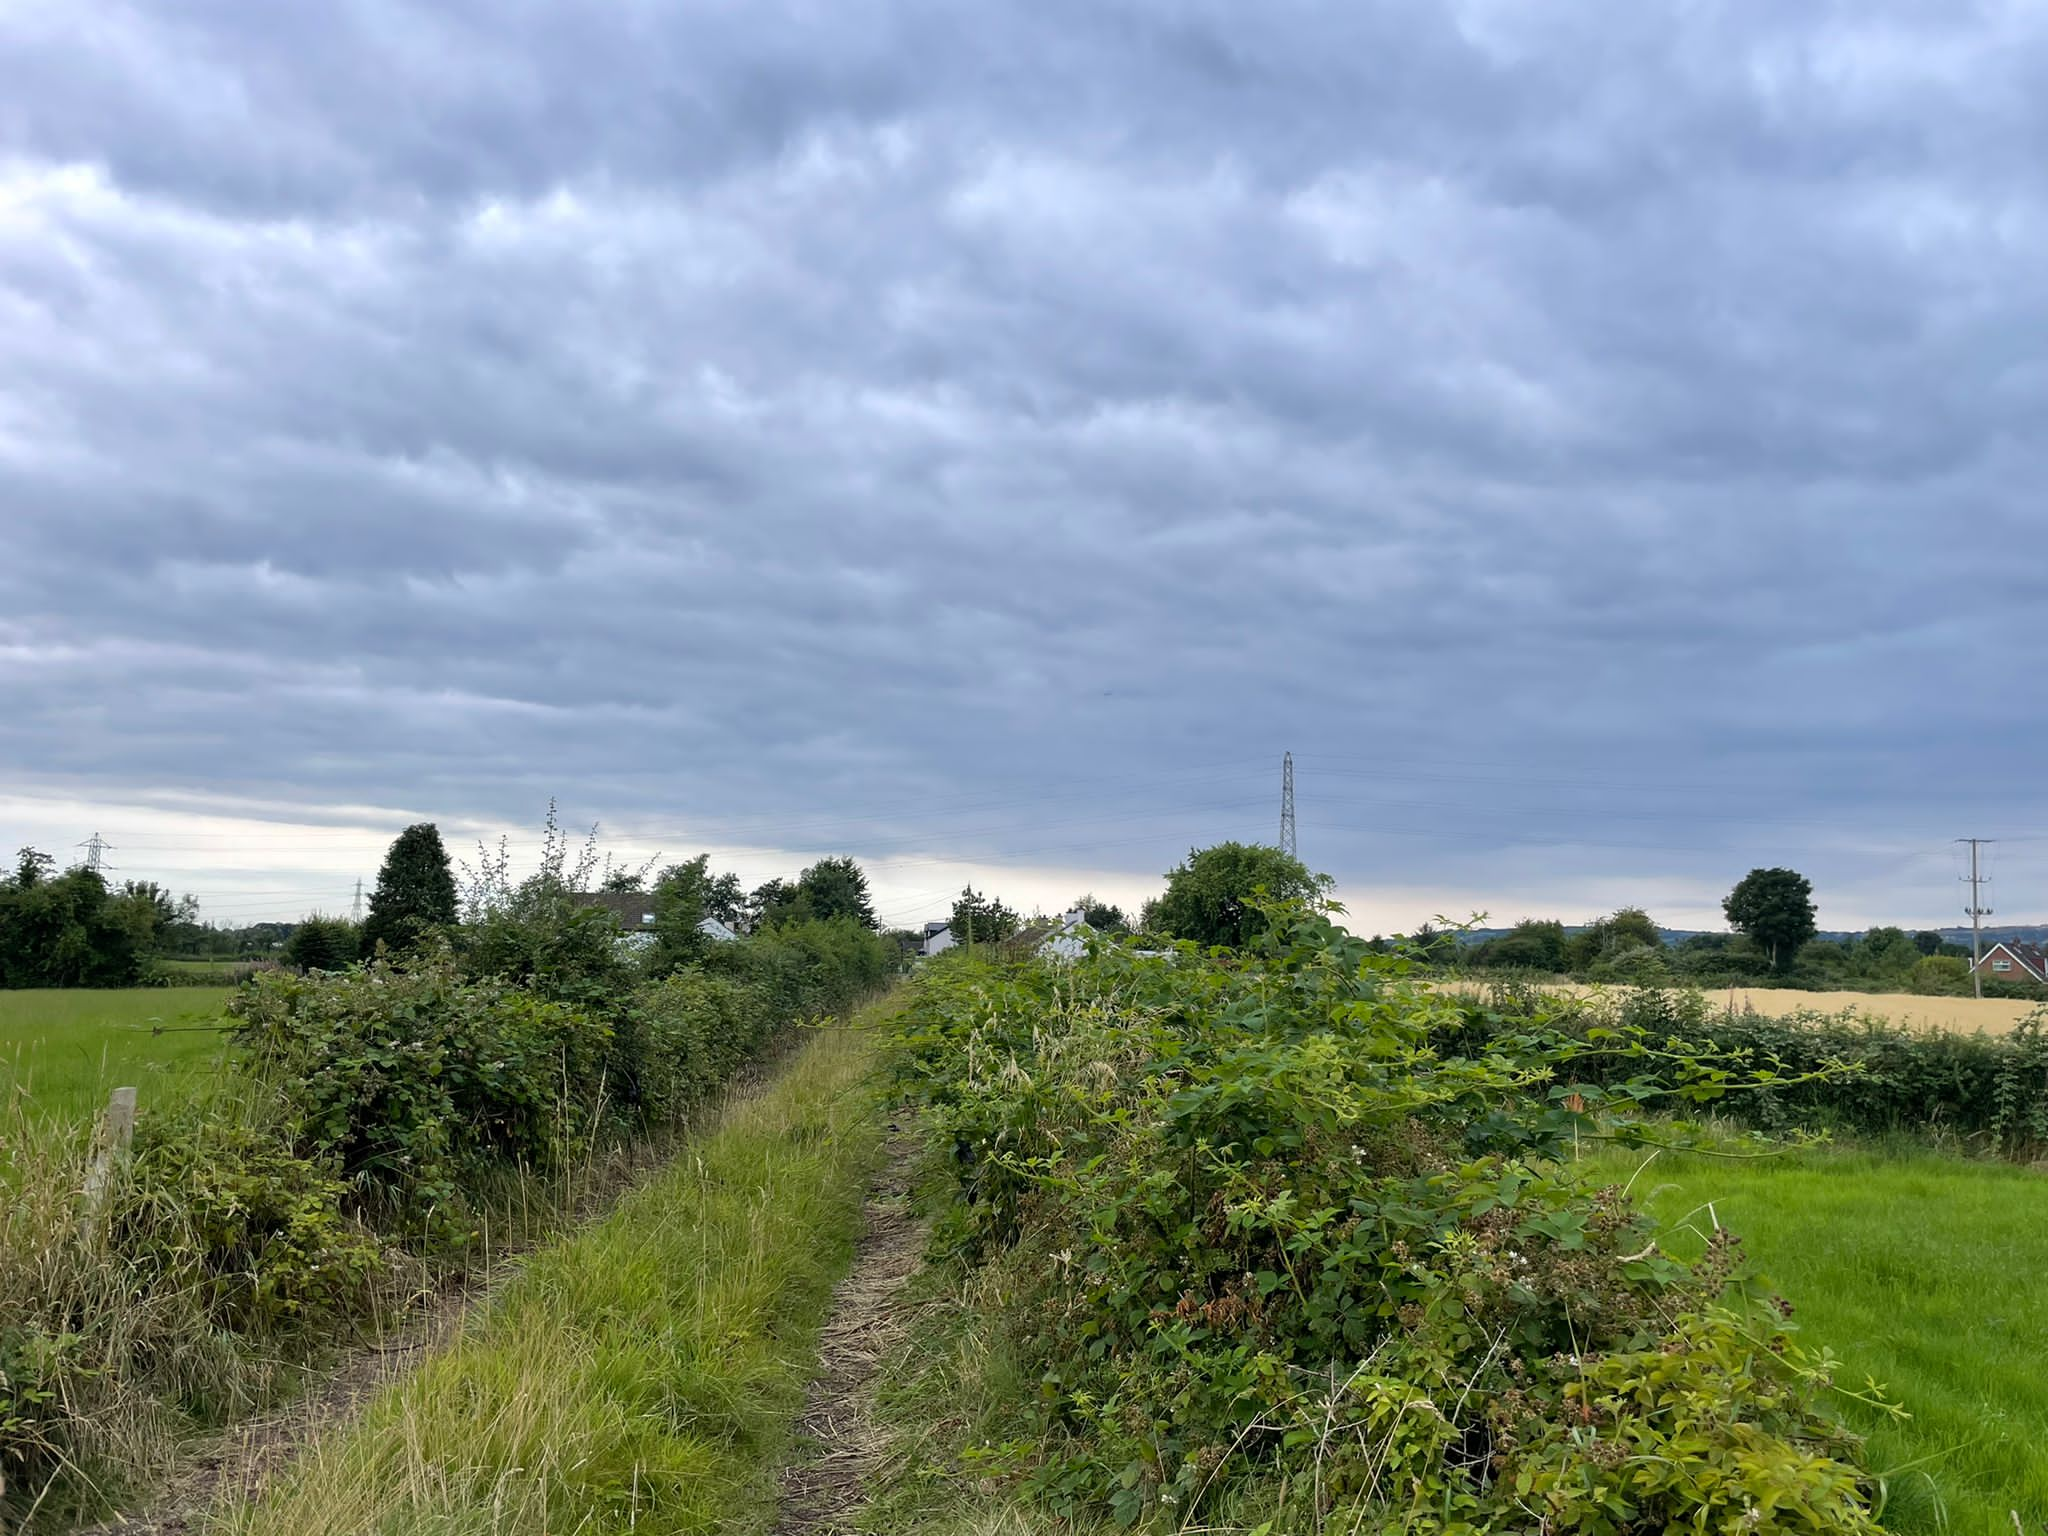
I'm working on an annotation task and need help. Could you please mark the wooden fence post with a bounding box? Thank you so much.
[79,1085,138,1235]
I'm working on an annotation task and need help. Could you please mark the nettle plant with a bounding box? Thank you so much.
[892,910,1891,1534]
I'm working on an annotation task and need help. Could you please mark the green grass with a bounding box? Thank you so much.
[1578,1141,2048,1534]
[220,1016,887,1536]
[0,987,233,1124]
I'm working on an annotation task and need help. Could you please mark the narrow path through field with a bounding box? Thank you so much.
[80,1046,806,1536]
[775,1121,925,1536]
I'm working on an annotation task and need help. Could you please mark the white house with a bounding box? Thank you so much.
[920,921,956,958]
[1037,908,1093,961]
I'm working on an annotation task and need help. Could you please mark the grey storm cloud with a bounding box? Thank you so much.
[4,0,2048,924]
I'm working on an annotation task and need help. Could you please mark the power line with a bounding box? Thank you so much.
[76,831,114,873]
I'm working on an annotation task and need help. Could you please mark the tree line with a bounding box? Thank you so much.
[0,811,901,989]
[1458,865,2007,996]
[935,841,1329,954]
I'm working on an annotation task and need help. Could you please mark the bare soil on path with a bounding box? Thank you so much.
[775,1123,925,1536]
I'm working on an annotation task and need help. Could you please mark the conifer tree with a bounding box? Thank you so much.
[361,822,458,957]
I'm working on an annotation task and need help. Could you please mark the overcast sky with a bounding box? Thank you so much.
[4,0,2046,934]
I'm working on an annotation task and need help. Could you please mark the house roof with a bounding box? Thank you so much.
[580,891,658,927]
[579,893,741,943]
[1975,940,2048,981]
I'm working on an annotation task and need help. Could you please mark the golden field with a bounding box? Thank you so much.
[1450,980,2042,1036]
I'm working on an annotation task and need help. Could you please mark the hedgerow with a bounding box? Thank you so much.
[1451,981,2048,1154]
[891,914,1887,1534]
[2,914,892,1528]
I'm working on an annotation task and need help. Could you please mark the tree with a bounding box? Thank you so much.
[1472,918,1567,972]
[1856,925,1919,979]
[1151,842,1332,950]
[649,855,713,973]
[950,886,1020,947]
[1562,907,1663,972]
[1722,868,1817,973]
[793,857,876,929]
[1912,930,1944,957]
[1073,894,1129,932]
[0,852,162,987]
[1403,922,1459,966]
[361,823,458,958]
[705,871,746,927]
[286,915,359,972]
[127,882,202,952]
[747,878,796,931]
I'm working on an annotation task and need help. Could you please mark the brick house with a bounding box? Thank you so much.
[1969,940,2048,985]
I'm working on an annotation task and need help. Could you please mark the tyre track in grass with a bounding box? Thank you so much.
[89,1016,891,1536]
[774,1120,926,1536]
[76,1041,815,1536]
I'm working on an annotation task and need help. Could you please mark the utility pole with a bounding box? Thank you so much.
[1959,838,1994,1000]
[77,832,113,874]
[1279,751,1297,859]
[351,878,364,923]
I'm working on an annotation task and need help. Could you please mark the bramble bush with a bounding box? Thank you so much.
[115,1113,386,1331]
[232,956,614,1241]
[891,912,1886,1534]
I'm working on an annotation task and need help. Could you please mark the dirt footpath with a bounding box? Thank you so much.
[775,1125,924,1536]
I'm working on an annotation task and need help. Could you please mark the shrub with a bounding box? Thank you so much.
[1909,954,1970,994]
[891,917,1884,1533]
[284,914,359,973]
[1455,983,2048,1155]
[115,1113,385,1330]
[458,889,633,1015]
[231,957,611,1241]
[630,971,764,1123]
[3,902,892,1521]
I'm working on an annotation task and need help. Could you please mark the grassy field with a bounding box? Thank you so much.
[1578,1141,2048,1533]
[221,1017,885,1536]
[0,987,233,1124]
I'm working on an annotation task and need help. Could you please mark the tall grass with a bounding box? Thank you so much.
[219,1015,885,1536]
[0,1072,316,1528]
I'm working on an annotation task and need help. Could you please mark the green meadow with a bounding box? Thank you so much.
[0,987,234,1125]
[1579,1141,2048,1534]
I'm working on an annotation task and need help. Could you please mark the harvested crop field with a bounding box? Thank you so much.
[1451,980,2042,1036]
[1702,985,2041,1034]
